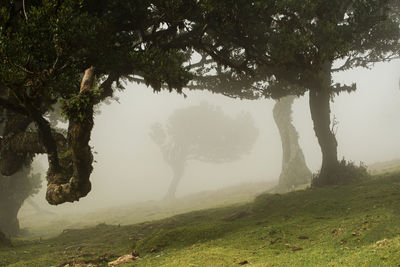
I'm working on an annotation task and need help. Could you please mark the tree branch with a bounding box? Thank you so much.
[22,0,28,21]
[96,73,119,103]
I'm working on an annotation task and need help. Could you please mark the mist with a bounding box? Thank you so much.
[20,60,399,223]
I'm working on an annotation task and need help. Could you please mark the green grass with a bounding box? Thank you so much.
[1,172,400,266]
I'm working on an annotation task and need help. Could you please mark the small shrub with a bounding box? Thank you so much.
[312,159,370,187]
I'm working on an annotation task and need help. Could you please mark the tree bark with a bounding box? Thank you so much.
[164,161,185,200]
[309,66,339,186]
[273,96,312,192]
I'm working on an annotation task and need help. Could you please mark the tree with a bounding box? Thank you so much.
[189,0,400,185]
[0,0,202,205]
[150,102,258,199]
[272,96,311,191]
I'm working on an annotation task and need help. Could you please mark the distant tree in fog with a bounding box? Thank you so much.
[150,102,259,199]
[0,100,48,236]
[0,165,41,237]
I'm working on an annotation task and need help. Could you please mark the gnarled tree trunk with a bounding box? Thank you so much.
[32,68,116,205]
[1,67,118,205]
[273,96,312,192]
[309,65,339,186]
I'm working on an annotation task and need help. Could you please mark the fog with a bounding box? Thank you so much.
[24,60,400,217]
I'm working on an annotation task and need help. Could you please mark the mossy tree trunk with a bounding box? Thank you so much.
[273,96,312,192]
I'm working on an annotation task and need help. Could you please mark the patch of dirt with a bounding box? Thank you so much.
[57,253,117,267]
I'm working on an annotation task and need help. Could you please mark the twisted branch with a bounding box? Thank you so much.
[36,67,118,205]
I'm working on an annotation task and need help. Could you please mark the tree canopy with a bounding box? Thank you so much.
[191,0,400,95]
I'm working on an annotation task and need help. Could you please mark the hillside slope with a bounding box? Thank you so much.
[1,172,400,266]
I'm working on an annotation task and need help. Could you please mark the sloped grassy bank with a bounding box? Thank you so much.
[1,172,400,266]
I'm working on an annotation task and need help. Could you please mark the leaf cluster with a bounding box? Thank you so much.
[61,86,102,122]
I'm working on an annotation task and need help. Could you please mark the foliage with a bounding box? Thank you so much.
[0,0,196,111]
[194,0,400,97]
[130,47,193,92]
[61,86,102,121]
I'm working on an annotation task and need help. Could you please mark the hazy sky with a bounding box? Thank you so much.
[30,60,400,211]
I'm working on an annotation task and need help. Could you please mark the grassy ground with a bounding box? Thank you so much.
[1,172,400,266]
